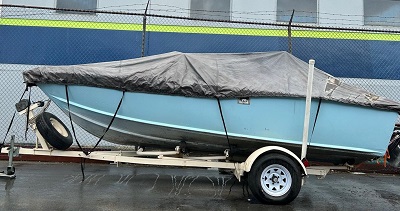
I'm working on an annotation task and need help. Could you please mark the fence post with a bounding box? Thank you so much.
[288,9,295,54]
[141,0,151,57]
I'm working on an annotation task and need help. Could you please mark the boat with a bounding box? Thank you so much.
[23,51,400,165]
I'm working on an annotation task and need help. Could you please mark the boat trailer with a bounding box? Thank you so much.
[0,59,351,205]
[0,132,350,204]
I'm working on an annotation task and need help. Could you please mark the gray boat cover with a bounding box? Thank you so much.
[23,51,400,113]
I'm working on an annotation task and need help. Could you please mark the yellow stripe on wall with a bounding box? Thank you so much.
[2,18,400,41]
[291,30,400,41]
[146,24,287,37]
[0,18,142,31]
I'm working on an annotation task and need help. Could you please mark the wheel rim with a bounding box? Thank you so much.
[260,164,292,197]
[49,118,69,137]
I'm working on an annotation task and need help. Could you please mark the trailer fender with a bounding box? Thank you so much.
[243,146,307,175]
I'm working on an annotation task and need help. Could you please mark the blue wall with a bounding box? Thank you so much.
[1,25,400,80]
[0,25,141,65]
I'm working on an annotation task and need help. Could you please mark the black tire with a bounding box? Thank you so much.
[248,153,302,205]
[35,112,73,150]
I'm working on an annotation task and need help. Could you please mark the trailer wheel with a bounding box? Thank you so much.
[36,112,73,150]
[248,153,302,205]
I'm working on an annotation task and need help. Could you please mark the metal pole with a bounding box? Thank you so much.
[301,59,315,160]
[6,135,16,176]
[288,9,295,54]
[8,135,15,168]
[141,0,151,57]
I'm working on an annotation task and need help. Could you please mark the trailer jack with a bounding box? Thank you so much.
[0,135,18,179]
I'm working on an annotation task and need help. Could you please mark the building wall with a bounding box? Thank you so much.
[319,0,363,26]
[2,0,188,15]
[1,0,366,27]
[232,0,277,22]
[3,0,52,7]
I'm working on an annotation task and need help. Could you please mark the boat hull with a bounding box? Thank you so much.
[38,84,399,164]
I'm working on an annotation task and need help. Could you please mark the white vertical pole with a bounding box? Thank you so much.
[301,59,315,160]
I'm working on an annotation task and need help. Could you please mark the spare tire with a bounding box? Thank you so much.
[35,112,73,150]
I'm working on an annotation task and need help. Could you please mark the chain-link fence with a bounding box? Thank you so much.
[1,5,399,152]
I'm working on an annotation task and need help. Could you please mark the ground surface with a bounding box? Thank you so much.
[0,161,399,211]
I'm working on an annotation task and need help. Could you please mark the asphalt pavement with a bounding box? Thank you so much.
[0,161,399,211]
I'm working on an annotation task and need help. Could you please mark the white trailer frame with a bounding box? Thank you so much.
[1,136,347,180]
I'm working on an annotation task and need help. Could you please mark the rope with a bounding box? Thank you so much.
[87,91,125,154]
[80,157,86,182]
[311,98,322,137]
[65,85,88,155]
[1,88,28,149]
[24,87,31,141]
[228,175,237,195]
[216,98,233,154]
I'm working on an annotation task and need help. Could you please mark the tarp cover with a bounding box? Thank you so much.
[23,51,400,113]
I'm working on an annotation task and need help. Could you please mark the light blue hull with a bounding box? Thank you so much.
[38,84,398,163]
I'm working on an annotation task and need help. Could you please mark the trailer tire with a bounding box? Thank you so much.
[248,153,301,205]
[36,112,73,150]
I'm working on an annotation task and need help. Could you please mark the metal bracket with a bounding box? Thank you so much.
[18,100,51,150]
[306,165,348,179]
[136,146,180,156]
